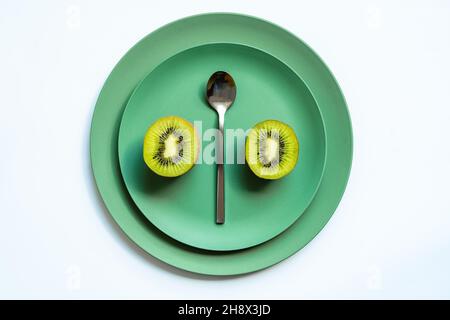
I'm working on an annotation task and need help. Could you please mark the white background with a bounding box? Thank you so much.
[1,0,449,299]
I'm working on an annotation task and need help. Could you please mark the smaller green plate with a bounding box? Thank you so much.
[118,43,326,251]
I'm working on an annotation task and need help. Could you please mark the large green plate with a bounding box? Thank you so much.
[90,13,352,275]
[118,43,326,251]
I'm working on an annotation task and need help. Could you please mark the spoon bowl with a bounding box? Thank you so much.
[207,71,236,111]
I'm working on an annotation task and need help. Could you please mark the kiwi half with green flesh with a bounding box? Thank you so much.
[143,116,199,177]
[246,120,299,180]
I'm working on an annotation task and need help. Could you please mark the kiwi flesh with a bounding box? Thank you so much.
[246,120,299,180]
[143,116,198,177]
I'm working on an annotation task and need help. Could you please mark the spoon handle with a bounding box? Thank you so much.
[216,111,225,224]
[216,163,224,224]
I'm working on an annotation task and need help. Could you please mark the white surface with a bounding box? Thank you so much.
[1,0,450,299]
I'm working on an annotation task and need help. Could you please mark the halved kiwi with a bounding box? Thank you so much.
[143,116,199,177]
[246,120,299,180]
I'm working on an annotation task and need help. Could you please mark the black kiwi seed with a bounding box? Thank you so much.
[152,126,187,166]
[159,126,175,143]
[256,129,288,168]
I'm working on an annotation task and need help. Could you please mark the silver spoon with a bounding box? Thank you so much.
[206,71,237,224]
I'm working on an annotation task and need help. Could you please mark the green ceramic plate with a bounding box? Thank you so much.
[118,43,326,251]
[90,13,352,275]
